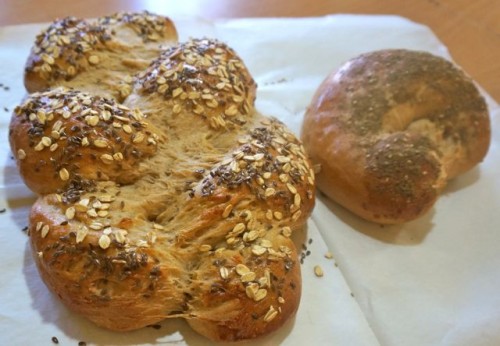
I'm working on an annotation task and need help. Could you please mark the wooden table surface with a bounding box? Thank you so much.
[1,0,499,103]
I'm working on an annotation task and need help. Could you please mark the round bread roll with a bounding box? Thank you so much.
[10,13,315,342]
[301,49,490,224]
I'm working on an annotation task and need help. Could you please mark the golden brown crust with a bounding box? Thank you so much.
[302,49,490,224]
[12,15,315,342]
[24,11,178,100]
[134,38,257,129]
[9,88,160,195]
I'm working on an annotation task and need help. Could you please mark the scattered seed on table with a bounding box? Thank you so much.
[314,265,324,277]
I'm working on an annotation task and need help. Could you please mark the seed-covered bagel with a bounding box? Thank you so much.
[301,49,490,224]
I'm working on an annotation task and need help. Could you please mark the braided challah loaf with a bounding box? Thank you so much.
[9,12,315,341]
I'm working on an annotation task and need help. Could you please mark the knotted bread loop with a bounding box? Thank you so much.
[302,49,490,224]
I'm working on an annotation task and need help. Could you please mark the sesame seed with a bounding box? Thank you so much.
[188,91,200,99]
[253,153,265,161]
[241,272,256,282]
[37,110,46,124]
[286,183,297,194]
[260,239,273,248]
[273,211,283,220]
[101,110,112,121]
[41,225,50,238]
[224,105,238,116]
[281,227,292,237]
[79,198,90,207]
[88,55,100,65]
[232,223,246,235]
[265,188,276,197]
[314,265,324,277]
[172,104,181,114]
[41,136,52,147]
[235,263,250,275]
[86,115,99,126]
[282,163,292,173]
[122,124,133,134]
[265,209,273,220]
[34,141,45,151]
[252,245,267,256]
[97,210,108,217]
[147,231,157,244]
[233,95,244,103]
[76,226,88,243]
[243,230,259,242]
[17,149,26,160]
[65,207,75,220]
[100,154,114,164]
[67,66,76,76]
[59,168,70,181]
[258,276,268,288]
[98,234,111,249]
[254,288,267,301]
[42,54,55,65]
[89,222,103,230]
[199,244,212,252]
[132,132,145,143]
[276,155,291,163]
[172,87,183,98]
[294,193,301,207]
[219,266,229,279]
[86,208,98,218]
[264,306,278,322]
[152,223,164,230]
[245,283,259,299]
[93,139,108,148]
[222,204,233,218]
[324,251,333,259]
[292,210,302,222]
[157,84,168,94]
[114,229,127,243]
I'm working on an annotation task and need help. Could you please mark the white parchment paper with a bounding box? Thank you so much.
[0,14,498,346]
